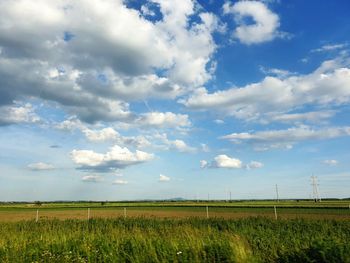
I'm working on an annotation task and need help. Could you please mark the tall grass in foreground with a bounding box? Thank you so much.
[0,217,349,262]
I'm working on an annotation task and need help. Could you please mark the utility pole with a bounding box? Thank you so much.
[311,175,321,202]
[229,190,232,202]
[275,184,279,203]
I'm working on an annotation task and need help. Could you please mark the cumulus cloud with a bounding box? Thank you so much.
[56,118,152,148]
[223,1,281,44]
[153,133,196,153]
[200,160,208,168]
[82,175,103,182]
[113,179,128,185]
[212,154,243,168]
[221,126,350,151]
[0,103,39,126]
[83,127,118,142]
[134,112,191,129]
[246,161,264,169]
[56,117,194,151]
[159,174,170,182]
[56,119,148,148]
[323,159,338,166]
[71,145,154,172]
[57,110,191,141]
[202,155,263,169]
[0,0,218,123]
[27,162,55,171]
[182,58,350,124]
[55,117,85,131]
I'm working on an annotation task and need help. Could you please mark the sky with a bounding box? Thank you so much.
[1,0,350,201]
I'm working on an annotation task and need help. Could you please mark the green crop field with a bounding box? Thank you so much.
[0,201,349,262]
[0,217,349,262]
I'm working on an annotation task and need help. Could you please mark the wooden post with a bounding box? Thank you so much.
[206,206,209,219]
[274,205,278,220]
[87,208,90,220]
[36,209,39,222]
[124,207,127,219]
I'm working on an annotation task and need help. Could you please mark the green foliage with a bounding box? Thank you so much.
[0,217,349,262]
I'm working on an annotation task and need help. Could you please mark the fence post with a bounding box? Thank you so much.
[206,206,209,219]
[124,207,127,219]
[87,208,90,220]
[274,205,278,220]
[36,209,39,222]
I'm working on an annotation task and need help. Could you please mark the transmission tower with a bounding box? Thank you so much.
[311,175,321,202]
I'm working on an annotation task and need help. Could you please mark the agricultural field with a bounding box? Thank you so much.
[0,201,349,262]
[0,200,349,222]
[0,217,349,262]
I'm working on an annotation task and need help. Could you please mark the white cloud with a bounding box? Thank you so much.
[323,159,338,166]
[246,161,264,169]
[268,111,336,124]
[57,117,194,152]
[82,175,103,182]
[113,179,128,185]
[201,143,210,152]
[0,0,218,123]
[159,174,170,182]
[214,119,225,124]
[221,126,350,151]
[223,1,281,44]
[0,103,39,126]
[312,43,348,53]
[200,160,208,168]
[135,112,191,129]
[141,3,156,17]
[71,145,154,172]
[55,117,85,131]
[27,162,55,171]
[83,127,118,142]
[259,66,294,78]
[182,58,350,124]
[203,155,263,169]
[172,139,196,152]
[153,133,196,153]
[212,154,242,169]
[57,120,152,148]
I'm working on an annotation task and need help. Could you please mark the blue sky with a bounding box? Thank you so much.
[0,0,350,201]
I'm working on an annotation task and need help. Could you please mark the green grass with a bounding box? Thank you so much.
[0,217,349,262]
